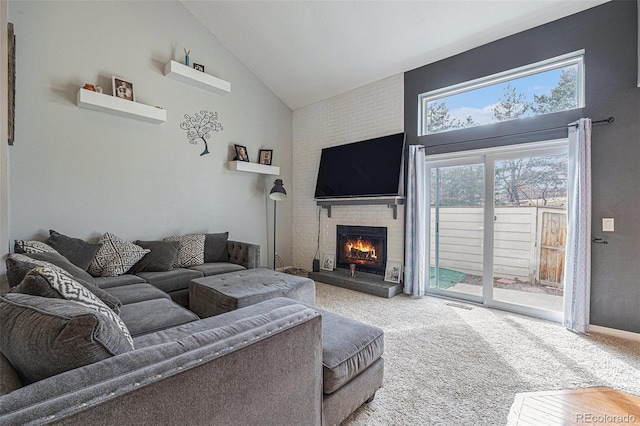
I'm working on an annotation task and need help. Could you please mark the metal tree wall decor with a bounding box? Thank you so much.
[179,110,223,156]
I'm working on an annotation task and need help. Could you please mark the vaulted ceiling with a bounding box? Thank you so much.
[181,1,608,110]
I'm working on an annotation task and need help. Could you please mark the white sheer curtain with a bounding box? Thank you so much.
[563,118,592,333]
[404,145,427,297]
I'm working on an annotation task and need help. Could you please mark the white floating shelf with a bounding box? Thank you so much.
[164,60,231,95]
[77,89,166,123]
[228,161,280,176]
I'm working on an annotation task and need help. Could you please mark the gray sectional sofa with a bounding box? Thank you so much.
[0,231,385,425]
[93,238,260,307]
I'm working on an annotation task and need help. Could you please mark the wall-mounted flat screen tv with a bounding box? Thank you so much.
[314,133,405,199]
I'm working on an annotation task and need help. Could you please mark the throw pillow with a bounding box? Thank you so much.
[5,253,121,313]
[30,266,133,348]
[204,232,229,263]
[164,234,205,267]
[14,240,59,255]
[45,230,102,271]
[0,293,133,384]
[127,240,180,274]
[88,232,151,277]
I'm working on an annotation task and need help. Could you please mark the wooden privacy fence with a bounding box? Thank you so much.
[429,206,566,286]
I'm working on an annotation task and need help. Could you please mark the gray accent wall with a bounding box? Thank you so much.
[405,1,639,333]
[5,1,293,270]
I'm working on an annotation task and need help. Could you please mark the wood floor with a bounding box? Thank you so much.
[508,387,640,425]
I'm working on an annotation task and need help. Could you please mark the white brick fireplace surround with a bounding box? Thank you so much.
[291,74,405,275]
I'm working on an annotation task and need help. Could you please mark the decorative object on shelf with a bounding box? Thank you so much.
[234,144,249,162]
[8,22,15,146]
[112,76,135,102]
[82,84,96,92]
[184,47,190,66]
[384,261,402,283]
[193,63,205,72]
[179,110,223,156]
[259,149,273,165]
[269,179,287,270]
[321,253,335,271]
[95,85,103,94]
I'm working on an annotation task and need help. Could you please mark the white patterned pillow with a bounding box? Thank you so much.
[31,266,134,349]
[88,232,150,277]
[15,240,59,255]
[164,234,205,267]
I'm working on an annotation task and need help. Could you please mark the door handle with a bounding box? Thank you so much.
[592,238,608,245]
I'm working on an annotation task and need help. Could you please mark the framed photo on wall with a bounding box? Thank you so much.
[112,76,135,102]
[384,261,402,283]
[234,144,249,162]
[321,253,335,271]
[259,149,273,165]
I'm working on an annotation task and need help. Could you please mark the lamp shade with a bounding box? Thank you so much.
[269,179,287,201]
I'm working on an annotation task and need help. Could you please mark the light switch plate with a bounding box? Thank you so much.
[602,218,614,232]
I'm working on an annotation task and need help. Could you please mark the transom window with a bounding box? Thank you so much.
[418,51,585,136]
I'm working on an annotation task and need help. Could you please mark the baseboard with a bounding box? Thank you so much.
[589,324,640,342]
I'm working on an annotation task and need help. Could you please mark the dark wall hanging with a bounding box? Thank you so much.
[8,23,15,146]
[179,110,223,156]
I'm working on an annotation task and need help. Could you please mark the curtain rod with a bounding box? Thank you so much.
[425,116,615,149]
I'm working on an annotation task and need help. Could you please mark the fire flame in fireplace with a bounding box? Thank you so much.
[345,239,377,261]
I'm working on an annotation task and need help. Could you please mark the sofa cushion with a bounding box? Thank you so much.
[6,253,121,313]
[45,230,102,271]
[104,283,170,305]
[127,240,180,274]
[14,240,58,255]
[320,306,384,394]
[0,293,133,384]
[6,251,96,287]
[118,299,199,337]
[93,274,146,289]
[164,234,205,267]
[27,266,132,347]
[189,262,245,277]
[0,352,22,395]
[136,268,203,294]
[88,232,150,277]
[204,232,229,263]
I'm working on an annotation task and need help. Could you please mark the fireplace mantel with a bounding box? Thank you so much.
[316,196,405,219]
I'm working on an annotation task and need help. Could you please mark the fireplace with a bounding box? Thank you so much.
[336,225,387,275]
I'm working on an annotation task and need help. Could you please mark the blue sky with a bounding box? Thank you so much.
[438,67,570,125]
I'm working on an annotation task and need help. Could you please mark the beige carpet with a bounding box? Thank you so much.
[314,282,640,426]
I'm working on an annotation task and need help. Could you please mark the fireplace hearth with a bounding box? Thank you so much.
[336,225,387,275]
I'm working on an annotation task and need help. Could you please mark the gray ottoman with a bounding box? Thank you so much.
[189,267,316,317]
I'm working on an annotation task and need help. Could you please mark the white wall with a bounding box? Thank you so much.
[291,75,404,271]
[6,1,292,267]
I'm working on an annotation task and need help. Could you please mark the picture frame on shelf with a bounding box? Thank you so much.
[259,149,273,165]
[112,76,135,102]
[384,261,402,283]
[193,63,205,72]
[234,144,249,162]
[321,254,335,271]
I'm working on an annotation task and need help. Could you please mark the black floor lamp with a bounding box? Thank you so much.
[269,179,287,270]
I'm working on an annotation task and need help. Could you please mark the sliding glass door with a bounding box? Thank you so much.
[426,141,568,321]
[428,158,485,304]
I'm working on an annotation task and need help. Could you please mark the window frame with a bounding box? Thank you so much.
[418,50,585,136]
